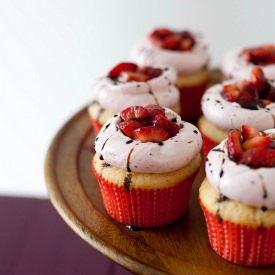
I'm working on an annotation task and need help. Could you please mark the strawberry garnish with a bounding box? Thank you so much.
[108,62,137,78]
[118,105,181,142]
[227,129,243,161]
[108,62,162,82]
[153,114,180,137]
[242,44,275,66]
[118,120,143,138]
[132,126,170,143]
[149,28,195,51]
[120,106,149,121]
[227,125,275,168]
[221,67,275,109]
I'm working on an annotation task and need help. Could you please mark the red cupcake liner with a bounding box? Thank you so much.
[200,204,275,266]
[91,118,103,136]
[178,82,208,124]
[199,130,219,159]
[92,164,197,228]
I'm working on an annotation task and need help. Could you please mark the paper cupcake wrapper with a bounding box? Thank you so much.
[178,83,208,123]
[200,130,219,159]
[93,165,197,228]
[91,118,103,136]
[200,204,275,266]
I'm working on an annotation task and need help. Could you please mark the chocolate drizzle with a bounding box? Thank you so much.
[123,174,132,191]
[126,147,135,172]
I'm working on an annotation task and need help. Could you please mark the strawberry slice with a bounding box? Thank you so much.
[241,125,260,141]
[221,86,240,102]
[249,67,266,92]
[153,114,180,137]
[118,71,149,82]
[238,147,275,167]
[120,106,149,121]
[237,83,260,109]
[132,126,170,143]
[108,62,138,78]
[137,67,162,80]
[162,35,180,50]
[227,129,243,160]
[145,104,165,118]
[242,136,271,150]
[118,120,143,138]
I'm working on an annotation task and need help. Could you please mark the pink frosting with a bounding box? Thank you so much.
[92,65,179,113]
[130,31,209,75]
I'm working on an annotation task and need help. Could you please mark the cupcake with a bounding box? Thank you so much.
[130,27,210,123]
[92,104,202,228]
[222,44,275,80]
[198,67,275,158]
[88,62,180,134]
[199,125,275,266]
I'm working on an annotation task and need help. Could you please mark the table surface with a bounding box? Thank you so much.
[44,106,275,275]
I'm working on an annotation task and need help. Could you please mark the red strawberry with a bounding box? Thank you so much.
[142,67,162,80]
[153,114,180,137]
[238,147,275,167]
[227,129,243,160]
[120,106,149,121]
[221,87,240,102]
[108,62,137,78]
[249,67,266,92]
[132,126,170,143]
[145,104,165,118]
[118,120,143,138]
[179,38,193,51]
[242,136,271,150]
[241,125,260,141]
[118,71,149,82]
[237,83,260,109]
[162,35,180,50]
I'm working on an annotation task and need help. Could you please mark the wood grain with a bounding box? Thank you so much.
[44,106,275,275]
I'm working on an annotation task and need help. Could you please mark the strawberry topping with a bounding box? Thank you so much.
[108,62,162,82]
[227,125,275,168]
[149,28,196,51]
[118,105,180,142]
[241,44,275,66]
[221,67,275,109]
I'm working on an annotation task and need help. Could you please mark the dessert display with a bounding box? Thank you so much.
[92,104,202,228]
[199,125,275,266]
[130,27,210,123]
[198,67,275,158]
[222,44,275,80]
[88,62,180,134]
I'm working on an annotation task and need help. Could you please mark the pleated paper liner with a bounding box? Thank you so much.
[200,203,275,266]
[199,131,219,159]
[92,165,197,229]
[91,118,103,136]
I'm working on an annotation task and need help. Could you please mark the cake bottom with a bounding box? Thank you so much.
[92,153,201,229]
[199,178,275,266]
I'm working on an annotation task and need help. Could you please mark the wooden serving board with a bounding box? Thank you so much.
[44,107,275,275]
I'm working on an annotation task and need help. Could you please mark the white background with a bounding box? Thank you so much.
[1,0,275,198]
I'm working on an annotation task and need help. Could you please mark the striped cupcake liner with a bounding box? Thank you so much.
[91,118,103,136]
[200,204,275,266]
[93,165,197,229]
[178,83,208,124]
[200,131,219,159]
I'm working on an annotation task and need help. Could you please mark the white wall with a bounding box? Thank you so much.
[1,0,275,197]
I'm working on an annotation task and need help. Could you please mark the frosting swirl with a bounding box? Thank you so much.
[222,46,275,81]
[93,65,179,113]
[201,82,275,131]
[130,31,209,75]
[94,108,202,173]
[205,130,275,209]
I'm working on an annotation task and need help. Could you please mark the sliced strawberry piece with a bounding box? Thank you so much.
[221,88,240,102]
[227,129,243,160]
[238,147,275,167]
[249,67,266,92]
[242,136,271,150]
[241,125,260,141]
[162,35,180,50]
[108,62,137,78]
[237,83,260,109]
[118,120,143,138]
[132,126,170,143]
[145,104,165,118]
[153,114,180,137]
[118,71,149,82]
[179,38,194,51]
[120,106,149,121]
